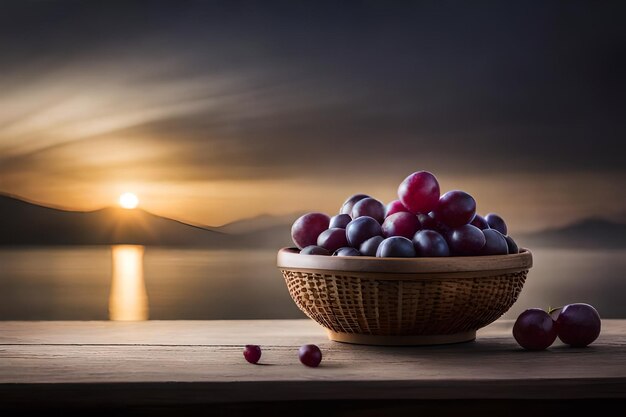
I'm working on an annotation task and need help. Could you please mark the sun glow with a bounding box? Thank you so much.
[119,192,139,209]
[109,245,148,321]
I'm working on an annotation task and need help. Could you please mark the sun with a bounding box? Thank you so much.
[118,192,139,209]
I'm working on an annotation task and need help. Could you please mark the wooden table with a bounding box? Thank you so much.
[1,320,625,415]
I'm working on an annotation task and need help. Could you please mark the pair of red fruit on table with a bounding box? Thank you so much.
[513,303,601,350]
[243,344,322,367]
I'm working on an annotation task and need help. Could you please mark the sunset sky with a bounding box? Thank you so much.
[0,1,624,232]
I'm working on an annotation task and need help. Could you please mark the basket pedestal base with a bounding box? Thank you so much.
[327,330,476,346]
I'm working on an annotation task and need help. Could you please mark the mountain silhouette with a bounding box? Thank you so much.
[0,194,231,246]
[2,194,623,248]
[0,194,296,248]
[216,213,301,234]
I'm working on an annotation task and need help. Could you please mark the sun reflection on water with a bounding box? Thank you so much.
[109,245,148,321]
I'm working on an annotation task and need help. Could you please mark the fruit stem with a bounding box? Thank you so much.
[548,306,563,315]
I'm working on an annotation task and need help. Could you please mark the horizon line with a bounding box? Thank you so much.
[1,191,624,235]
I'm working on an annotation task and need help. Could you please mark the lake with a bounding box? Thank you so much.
[0,246,624,320]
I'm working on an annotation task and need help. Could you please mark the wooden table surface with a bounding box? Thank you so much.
[1,319,625,415]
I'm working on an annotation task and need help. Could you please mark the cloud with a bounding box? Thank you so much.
[0,1,624,226]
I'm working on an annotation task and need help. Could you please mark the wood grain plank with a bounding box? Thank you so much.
[1,319,622,346]
[2,343,625,383]
[0,320,624,403]
[0,319,328,346]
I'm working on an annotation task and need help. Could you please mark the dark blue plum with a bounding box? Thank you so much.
[555,303,601,347]
[505,235,519,254]
[300,245,331,256]
[480,229,509,255]
[333,247,361,256]
[412,230,450,257]
[376,236,416,258]
[425,211,452,237]
[417,213,438,230]
[470,214,490,230]
[513,309,558,350]
[485,213,508,235]
[317,228,349,252]
[448,224,486,256]
[351,197,386,224]
[359,235,384,257]
[340,194,369,215]
[329,213,351,229]
[345,216,382,248]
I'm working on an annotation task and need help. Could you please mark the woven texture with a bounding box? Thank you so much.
[281,269,527,336]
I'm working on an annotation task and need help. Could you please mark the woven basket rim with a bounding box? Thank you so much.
[277,247,532,275]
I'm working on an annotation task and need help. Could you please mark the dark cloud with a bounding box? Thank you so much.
[1,0,625,185]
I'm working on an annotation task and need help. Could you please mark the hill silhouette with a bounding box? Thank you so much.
[1,194,623,248]
[0,194,296,248]
[0,194,230,246]
[216,213,301,234]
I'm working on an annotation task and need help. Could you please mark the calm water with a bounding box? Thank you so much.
[0,246,624,320]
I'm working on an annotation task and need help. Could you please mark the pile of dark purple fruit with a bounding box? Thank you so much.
[291,171,519,257]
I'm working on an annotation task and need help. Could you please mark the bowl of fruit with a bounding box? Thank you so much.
[277,171,533,346]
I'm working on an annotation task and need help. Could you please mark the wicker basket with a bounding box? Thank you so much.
[277,247,532,345]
